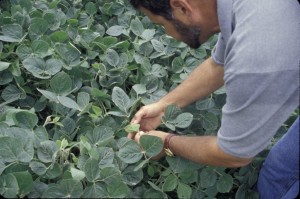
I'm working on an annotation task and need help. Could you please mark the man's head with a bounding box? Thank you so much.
[130,0,201,48]
[129,0,220,49]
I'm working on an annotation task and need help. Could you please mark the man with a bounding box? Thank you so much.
[128,0,299,198]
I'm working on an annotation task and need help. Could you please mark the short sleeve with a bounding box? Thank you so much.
[216,0,300,158]
[211,34,225,66]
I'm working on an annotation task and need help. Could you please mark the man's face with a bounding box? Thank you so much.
[141,7,202,49]
[172,16,201,49]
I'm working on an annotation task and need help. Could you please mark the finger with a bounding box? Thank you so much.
[127,132,135,139]
[134,131,145,144]
[130,107,147,124]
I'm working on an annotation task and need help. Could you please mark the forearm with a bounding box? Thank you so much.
[169,135,252,168]
[160,57,224,108]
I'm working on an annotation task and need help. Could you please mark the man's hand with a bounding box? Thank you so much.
[134,130,170,160]
[128,102,166,139]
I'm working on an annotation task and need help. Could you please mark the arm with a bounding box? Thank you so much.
[130,57,224,132]
[135,131,252,168]
[169,135,252,168]
[159,57,224,108]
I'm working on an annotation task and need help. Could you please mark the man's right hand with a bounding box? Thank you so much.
[127,102,166,139]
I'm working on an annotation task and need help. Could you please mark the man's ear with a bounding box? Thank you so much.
[170,0,192,17]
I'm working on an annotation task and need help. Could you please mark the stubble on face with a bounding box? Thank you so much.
[172,17,202,49]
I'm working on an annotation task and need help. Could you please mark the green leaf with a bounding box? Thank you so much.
[106,25,124,36]
[97,147,114,168]
[112,86,130,113]
[0,24,23,42]
[85,2,97,15]
[0,61,10,71]
[124,123,140,134]
[122,165,143,186]
[1,84,22,101]
[28,18,49,40]
[84,158,100,182]
[57,96,81,110]
[196,98,215,110]
[83,183,107,198]
[16,44,32,60]
[50,31,69,43]
[37,140,58,163]
[117,140,143,164]
[0,174,19,198]
[130,18,144,36]
[105,49,119,67]
[174,113,193,128]
[50,72,72,95]
[29,161,47,175]
[0,137,24,163]
[86,126,114,147]
[77,92,90,109]
[99,167,122,184]
[151,39,165,53]
[42,179,83,198]
[106,181,129,198]
[166,156,189,173]
[200,167,217,188]
[55,43,81,67]
[31,40,49,56]
[15,111,38,130]
[140,135,163,157]
[177,182,192,199]
[201,112,218,130]
[163,175,178,192]
[37,89,57,101]
[12,171,33,197]
[216,174,233,193]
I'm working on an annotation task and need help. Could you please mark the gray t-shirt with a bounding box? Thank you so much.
[212,0,300,158]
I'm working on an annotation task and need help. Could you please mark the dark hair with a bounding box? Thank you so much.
[129,0,173,20]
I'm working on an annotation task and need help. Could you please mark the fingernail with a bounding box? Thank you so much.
[139,131,145,135]
[132,120,138,124]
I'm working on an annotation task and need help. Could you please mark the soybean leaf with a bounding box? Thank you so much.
[201,112,218,130]
[83,183,107,198]
[106,181,129,198]
[151,39,164,53]
[117,140,143,164]
[29,161,47,175]
[85,2,97,15]
[122,165,143,186]
[106,25,124,36]
[0,24,23,42]
[1,84,22,101]
[105,49,119,67]
[0,174,19,198]
[84,158,100,182]
[130,18,144,36]
[200,167,217,188]
[42,179,83,198]
[37,140,58,163]
[174,113,193,128]
[112,86,130,113]
[196,98,215,110]
[97,147,114,168]
[216,174,233,193]
[0,137,25,163]
[177,182,192,199]
[85,126,114,147]
[163,175,178,192]
[57,96,81,111]
[50,72,72,95]
[12,171,33,197]
[14,111,38,130]
[0,61,10,71]
[140,135,163,157]
[124,123,140,134]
